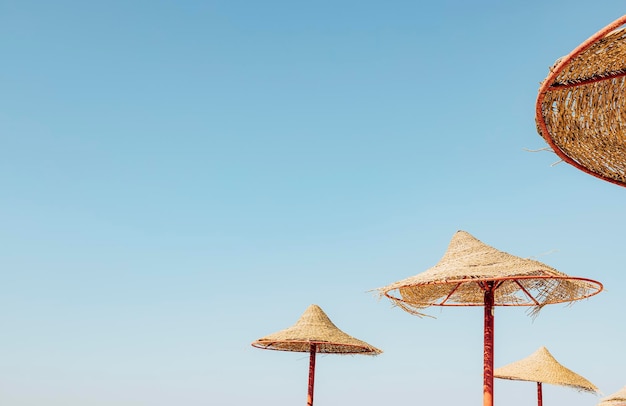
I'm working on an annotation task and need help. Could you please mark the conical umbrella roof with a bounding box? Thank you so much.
[494,346,599,393]
[598,386,626,406]
[536,15,626,187]
[251,304,382,354]
[377,230,603,316]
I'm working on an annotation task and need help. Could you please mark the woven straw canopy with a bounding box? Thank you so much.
[598,386,626,406]
[494,346,598,393]
[536,15,626,187]
[377,230,603,317]
[251,304,382,355]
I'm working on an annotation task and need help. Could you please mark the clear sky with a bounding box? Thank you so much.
[1,1,625,405]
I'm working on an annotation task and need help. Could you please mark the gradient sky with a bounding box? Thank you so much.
[1,1,625,405]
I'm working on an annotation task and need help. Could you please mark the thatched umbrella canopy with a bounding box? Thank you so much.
[376,230,603,406]
[495,346,599,406]
[252,304,381,406]
[536,14,626,187]
[598,386,626,406]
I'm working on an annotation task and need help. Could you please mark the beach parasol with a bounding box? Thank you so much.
[598,386,626,406]
[536,14,626,187]
[376,230,603,406]
[251,304,382,406]
[494,346,599,406]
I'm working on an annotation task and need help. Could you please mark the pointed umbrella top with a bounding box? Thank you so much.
[598,386,626,406]
[377,230,603,317]
[251,304,382,355]
[494,346,599,393]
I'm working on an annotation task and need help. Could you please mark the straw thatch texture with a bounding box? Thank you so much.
[494,346,598,393]
[536,15,626,187]
[251,304,382,355]
[377,231,603,317]
[598,386,626,406]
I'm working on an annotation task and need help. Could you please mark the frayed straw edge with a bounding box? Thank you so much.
[522,147,563,166]
[369,288,436,319]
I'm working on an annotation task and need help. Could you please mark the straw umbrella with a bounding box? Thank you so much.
[375,230,603,406]
[494,346,599,406]
[536,14,626,187]
[598,386,626,406]
[251,304,382,406]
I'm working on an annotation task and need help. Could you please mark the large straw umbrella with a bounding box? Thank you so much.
[251,304,382,406]
[598,386,626,406]
[375,230,603,406]
[494,346,599,406]
[536,14,626,187]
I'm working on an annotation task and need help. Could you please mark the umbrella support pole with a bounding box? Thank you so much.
[537,382,543,406]
[483,282,495,406]
[307,344,316,406]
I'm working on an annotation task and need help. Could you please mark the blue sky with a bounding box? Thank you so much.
[1,1,625,405]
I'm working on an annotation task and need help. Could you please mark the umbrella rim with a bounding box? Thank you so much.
[251,340,381,354]
[381,275,603,307]
[495,376,598,391]
[495,375,599,394]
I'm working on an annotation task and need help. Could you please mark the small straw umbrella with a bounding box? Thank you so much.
[494,346,599,406]
[536,14,626,187]
[251,304,382,406]
[375,230,603,406]
[598,386,626,406]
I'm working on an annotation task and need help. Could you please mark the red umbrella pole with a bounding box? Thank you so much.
[537,382,543,406]
[483,282,495,406]
[307,343,317,406]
